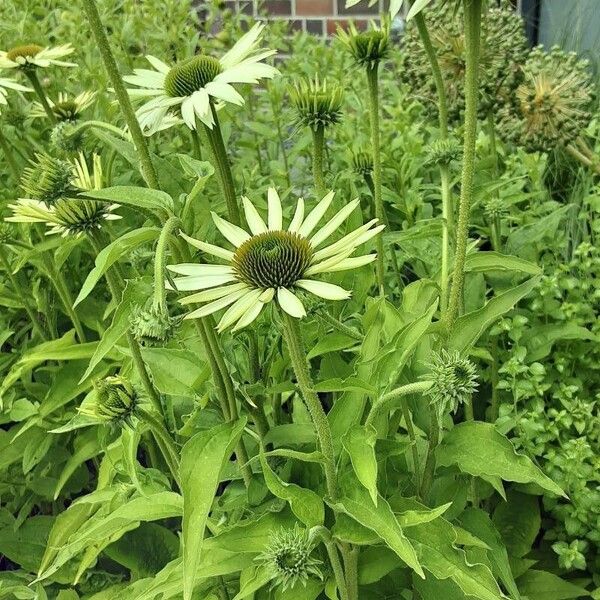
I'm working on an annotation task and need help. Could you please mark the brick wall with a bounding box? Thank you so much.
[221,0,396,36]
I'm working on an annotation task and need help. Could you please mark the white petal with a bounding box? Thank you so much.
[180,231,234,261]
[212,212,251,248]
[295,279,351,300]
[220,22,264,70]
[304,248,355,277]
[231,301,265,332]
[145,54,171,74]
[217,289,262,332]
[166,263,233,276]
[181,96,196,129]
[267,188,282,231]
[184,286,249,320]
[179,282,248,305]
[326,254,378,273]
[297,191,335,238]
[192,89,213,128]
[310,198,360,248]
[242,196,267,235]
[259,288,275,302]
[313,220,379,262]
[170,273,236,291]
[214,62,278,85]
[288,197,304,233]
[205,81,244,106]
[277,287,306,318]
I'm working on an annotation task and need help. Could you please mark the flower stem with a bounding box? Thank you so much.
[566,142,600,174]
[312,527,350,600]
[80,0,160,190]
[365,381,432,428]
[440,165,452,311]
[24,70,56,124]
[342,544,359,600]
[269,89,292,189]
[365,63,386,297]
[203,107,241,225]
[0,246,48,340]
[51,264,87,343]
[311,125,326,198]
[317,308,362,341]
[68,119,130,140]
[420,402,441,500]
[153,216,180,311]
[445,0,482,332]
[280,311,338,499]
[0,129,20,181]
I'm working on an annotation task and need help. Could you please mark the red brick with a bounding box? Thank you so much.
[296,0,333,16]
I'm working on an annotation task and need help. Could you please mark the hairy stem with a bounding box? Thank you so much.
[313,527,350,600]
[365,381,433,428]
[0,129,20,180]
[317,308,362,341]
[311,124,326,198]
[445,0,482,331]
[440,165,452,311]
[281,311,338,499]
[153,216,180,310]
[342,544,359,600]
[81,0,160,189]
[24,70,56,124]
[420,402,441,500]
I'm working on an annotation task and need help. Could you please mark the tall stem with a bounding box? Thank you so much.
[153,216,180,310]
[420,403,441,500]
[80,0,160,190]
[440,165,452,312]
[269,91,292,189]
[280,312,338,499]
[24,70,56,124]
[445,0,482,331]
[342,544,359,600]
[311,125,326,198]
[313,527,350,600]
[51,264,87,343]
[366,64,386,297]
[0,129,20,180]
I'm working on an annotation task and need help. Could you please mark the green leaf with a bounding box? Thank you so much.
[180,419,246,600]
[82,186,174,215]
[516,570,588,600]
[449,277,540,352]
[406,0,434,20]
[263,424,316,447]
[493,491,540,559]
[342,425,378,505]
[259,452,324,528]
[232,564,273,600]
[390,496,452,528]
[75,228,159,307]
[314,377,375,394]
[306,333,356,359]
[329,485,424,578]
[522,323,597,361]
[436,422,565,497]
[464,252,541,275]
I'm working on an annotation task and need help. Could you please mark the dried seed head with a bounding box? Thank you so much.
[289,76,343,130]
[164,55,222,98]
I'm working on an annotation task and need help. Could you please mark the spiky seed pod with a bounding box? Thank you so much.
[351,151,373,176]
[483,196,508,221]
[85,376,137,425]
[498,45,594,152]
[130,302,178,347]
[289,76,343,131]
[400,1,528,120]
[427,349,479,418]
[424,138,463,168]
[20,153,75,205]
[256,526,323,591]
[337,19,390,69]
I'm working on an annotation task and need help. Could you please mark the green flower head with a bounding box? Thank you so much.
[351,151,373,176]
[289,75,343,131]
[20,153,75,205]
[424,138,462,168]
[130,302,178,347]
[85,375,137,425]
[337,18,390,69]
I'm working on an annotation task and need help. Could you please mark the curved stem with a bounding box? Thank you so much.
[445,0,482,331]
[317,308,362,341]
[68,119,130,140]
[0,129,20,180]
[366,63,386,297]
[566,142,600,174]
[280,311,338,499]
[311,125,326,198]
[365,381,432,428]
[24,70,56,124]
[80,0,160,190]
[312,527,350,600]
[153,216,180,310]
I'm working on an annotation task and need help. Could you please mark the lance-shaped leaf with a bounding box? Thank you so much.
[342,424,378,505]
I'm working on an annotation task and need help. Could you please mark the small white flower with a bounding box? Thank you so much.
[30,90,96,121]
[0,77,32,111]
[0,43,76,70]
[169,188,383,332]
[6,153,120,237]
[123,23,278,133]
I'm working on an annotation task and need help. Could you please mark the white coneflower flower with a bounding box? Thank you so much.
[123,23,278,132]
[31,90,96,121]
[6,153,120,237]
[169,188,383,332]
[0,43,76,70]
[0,77,32,111]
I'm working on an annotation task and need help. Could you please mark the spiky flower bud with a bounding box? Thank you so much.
[83,376,137,425]
[20,153,75,205]
[427,349,479,418]
[130,302,178,347]
[289,76,343,131]
[424,138,462,168]
[483,196,508,221]
[256,526,323,591]
[498,45,594,152]
[337,19,390,69]
[352,151,373,176]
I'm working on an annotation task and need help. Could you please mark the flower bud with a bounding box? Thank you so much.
[90,375,137,424]
[130,303,178,347]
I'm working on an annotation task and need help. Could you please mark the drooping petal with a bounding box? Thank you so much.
[310,198,360,248]
[288,197,304,233]
[259,288,275,302]
[180,96,196,129]
[325,254,377,273]
[232,300,265,331]
[179,282,248,305]
[242,196,267,235]
[295,279,351,300]
[205,81,244,106]
[217,289,263,332]
[212,212,251,248]
[169,273,236,291]
[180,231,234,261]
[166,263,233,276]
[267,187,282,231]
[219,22,264,70]
[191,89,212,128]
[277,287,306,318]
[184,286,250,320]
[312,220,379,263]
[297,191,335,238]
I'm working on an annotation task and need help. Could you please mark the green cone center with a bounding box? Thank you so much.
[233,231,313,290]
[164,55,222,97]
